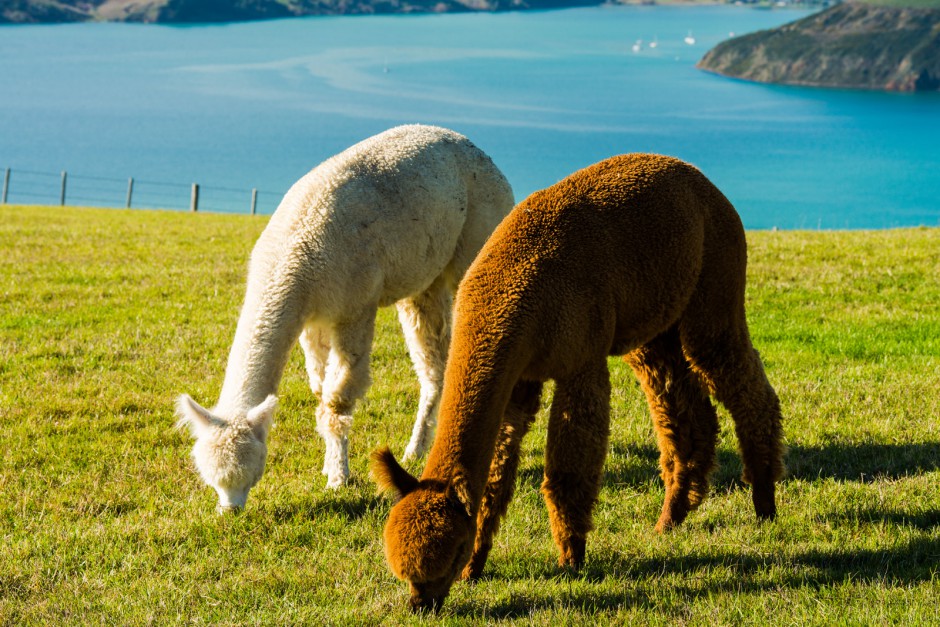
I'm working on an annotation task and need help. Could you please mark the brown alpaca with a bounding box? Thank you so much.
[371,154,785,611]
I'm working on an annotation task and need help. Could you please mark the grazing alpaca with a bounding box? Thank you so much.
[372,154,785,611]
[176,124,514,511]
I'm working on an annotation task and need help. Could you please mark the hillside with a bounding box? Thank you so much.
[697,1,940,92]
[0,0,602,23]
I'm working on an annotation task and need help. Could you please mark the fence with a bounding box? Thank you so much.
[0,167,284,215]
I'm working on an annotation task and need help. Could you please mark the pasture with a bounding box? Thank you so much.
[1,204,938,624]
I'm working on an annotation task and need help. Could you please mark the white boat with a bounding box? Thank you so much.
[649,36,658,49]
[632,39,642,53]
[684,31,696,45]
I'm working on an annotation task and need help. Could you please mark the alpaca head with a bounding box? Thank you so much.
[371,446,475,612]
[176,394,277,513]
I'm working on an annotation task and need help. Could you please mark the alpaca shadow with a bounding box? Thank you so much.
[518,440,940,495]
[828,507,940,531]
[266,483,383,523]
[785,441,940,482]
[451,532,940,619]
[452,440,940,618]
[517,443,747,493]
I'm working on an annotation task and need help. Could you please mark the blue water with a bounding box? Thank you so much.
[2,6,938,228]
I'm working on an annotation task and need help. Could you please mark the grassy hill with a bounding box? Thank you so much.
[1,204,939,623]
[697,0,940,91]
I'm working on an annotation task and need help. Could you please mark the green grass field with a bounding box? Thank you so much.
[1,204,938,624]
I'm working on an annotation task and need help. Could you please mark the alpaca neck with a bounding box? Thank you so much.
[215,282,306,416]
[421,332,531,504]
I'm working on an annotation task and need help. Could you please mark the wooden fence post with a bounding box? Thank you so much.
[60,171,67,206]
[2,168,9,204]
[251,188,258,215]
[126,178,134,209]
[190,183,199,212]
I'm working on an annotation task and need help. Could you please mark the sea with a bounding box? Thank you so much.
[2,5,939,229]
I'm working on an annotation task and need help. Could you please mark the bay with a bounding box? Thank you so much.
[1,5,938,228]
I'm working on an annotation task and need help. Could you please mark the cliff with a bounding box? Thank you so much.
[697,1,940,92]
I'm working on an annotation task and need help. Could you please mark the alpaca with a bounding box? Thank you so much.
[372,154,785,611]
[176,124,514,512]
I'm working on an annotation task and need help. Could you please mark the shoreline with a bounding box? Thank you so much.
[0,0,823,25]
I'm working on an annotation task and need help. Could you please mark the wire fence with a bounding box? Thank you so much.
[0,167,285,215]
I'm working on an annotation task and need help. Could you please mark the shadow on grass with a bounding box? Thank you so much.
[829,507,940,531]
[449,439,940,617]
[451,532,940,618]
[265,486,384,523]
[785,441,940,482]
[517,440,940,494]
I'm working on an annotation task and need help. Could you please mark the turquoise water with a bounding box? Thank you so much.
[2,6,938,228]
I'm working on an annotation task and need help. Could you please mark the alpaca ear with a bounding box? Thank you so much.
[370,446,419,501]
[246,395,277,441]
[447,473,474,519]
[176,394,224,437]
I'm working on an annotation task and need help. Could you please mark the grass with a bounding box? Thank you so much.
[1,204,939,624]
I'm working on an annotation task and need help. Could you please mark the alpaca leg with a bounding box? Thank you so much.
[317,309,377,489]
[396,277,453,462]
[300,323,331,398]
[624,327,719,532]
[542,362,611,569]
[299,324,336,477]
[462,380,543,581]
[682,326,784,520]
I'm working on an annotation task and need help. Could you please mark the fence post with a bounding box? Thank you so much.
[60,170,67,206]
[126,177,134,209]
[190,183,199,213]
[2,168,9,204]
[251,188,258,215]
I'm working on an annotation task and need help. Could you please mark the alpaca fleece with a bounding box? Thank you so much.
[373,153,785,611]
[177,124,514,511]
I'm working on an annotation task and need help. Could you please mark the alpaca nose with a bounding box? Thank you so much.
[214,485,250,513]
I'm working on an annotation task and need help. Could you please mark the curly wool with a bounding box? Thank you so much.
[178,124,514,509]
[374,153,785,612]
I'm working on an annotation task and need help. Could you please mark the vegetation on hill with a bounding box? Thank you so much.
[1,204,939,623]
[0,0,603,23]
[697,0,940,91]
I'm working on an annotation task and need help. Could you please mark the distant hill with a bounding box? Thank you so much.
[697,0,940,92]
[0,0,606,23]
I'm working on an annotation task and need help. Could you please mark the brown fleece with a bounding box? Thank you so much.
[372,154,785,611]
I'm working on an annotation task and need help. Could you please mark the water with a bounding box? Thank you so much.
[2,6,938,228]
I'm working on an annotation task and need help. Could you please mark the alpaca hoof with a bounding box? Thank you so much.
[402,439,428,463]
[752,483,777,520]
[408,595,443,614]
[657,492,690,532]
[654,518,675,534]
[558,555,584,571]
[461,546,491,581]
[558,537,585,570]
[655,510,687,533]
[325,473,350,489]
[460,564,481,582]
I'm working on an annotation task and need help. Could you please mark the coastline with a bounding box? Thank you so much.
[0,0,820,25]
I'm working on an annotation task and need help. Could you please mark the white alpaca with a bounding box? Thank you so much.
[176,125,514,511]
